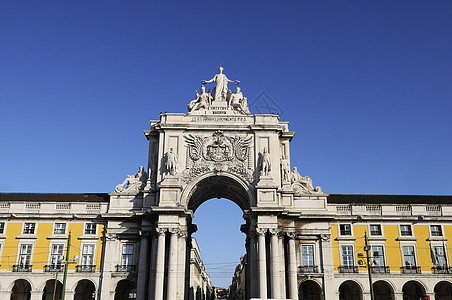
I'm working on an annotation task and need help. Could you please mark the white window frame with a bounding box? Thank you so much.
[16,242,34,268]
[371,244,387,271]
[53,223,67,235]
[84,223,97,235]
[121,243,135,267]
[48,243,65,269]
[430,225,443,237]
[80,242,96,268]
[340,245,355,268]
[300,244,315,267]
[0,222,5,235]
[401,244,418,268]
[399,224,413,237]
[369,224,383,236]
[22,223,36,235]
[339,224,353,236]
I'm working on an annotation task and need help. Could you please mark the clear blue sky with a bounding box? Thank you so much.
[1,0,451,288]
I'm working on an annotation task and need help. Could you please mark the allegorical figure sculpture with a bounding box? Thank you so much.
[230,87,250,114]
[280,154,290,184]
[115,166,148,193]
[260,148,271,176]
[166,148,177,175]
[187,85,213,112]
[201,66,240,102]
[290,166,322,194]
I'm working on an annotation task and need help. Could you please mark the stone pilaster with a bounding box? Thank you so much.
[248,228,258,298]
[256,227,267,299]
[166,228,179,299]
[136,231,150,300]
[177,229,188,300]
[153,227,167,300]
[270,228,281,299]
[100,232,116,299]
[287,232,298,300]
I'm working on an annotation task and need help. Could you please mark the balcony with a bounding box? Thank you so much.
[298,266,318,274]
[401,266,421,274]
[76,265,96,272]
[339,266,358,273]
[115,265,137,272]
[371,266,390,274]
[44,265,63,272]
[12,265,32,272]
[432,266,451,274]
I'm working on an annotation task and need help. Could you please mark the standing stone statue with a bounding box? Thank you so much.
[166,148,177,175]
[280,154,290,184]
[201,66,240,102]
[260,148,271,176]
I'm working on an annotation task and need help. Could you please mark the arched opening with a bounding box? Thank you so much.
[435,281,452,300]
[298,280,322,300]
[74,280,95,300]
[187,174,250,298]
[10,279,31,300]
[373,280,394,300]
[338,280,362,300]
[402,281,426,300]
[114,279,136,300]
[41,279,62,300]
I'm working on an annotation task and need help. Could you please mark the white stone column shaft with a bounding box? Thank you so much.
[154,228,166,300]
[177,230,187,300]
[287,234,298,300]
[257,229,267,298]
[166,229,179,299]
[100,234,116,299]
[249,231,258,298]
[148,232,158,300]
[270,229,281,299]
[136,232,149,300]
[279,234,286,299]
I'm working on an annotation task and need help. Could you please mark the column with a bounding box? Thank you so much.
[177,229,188,300]
[154,228,166,300]
[136,231,149,300]
[65,291,75,300]
[287,233,298,300]
[166,228,179,299]
[394,292,404,300]
[279,232,286,299]
[270,228,281,299]
[248,229,258,298]
[30,291,42,300]
[100,233,116,299]
[257,228,267,298]
[148,232,159,300]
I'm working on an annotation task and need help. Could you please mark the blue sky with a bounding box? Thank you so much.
[1,0,451,288]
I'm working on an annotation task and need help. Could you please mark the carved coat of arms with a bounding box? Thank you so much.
[184,131,253,182]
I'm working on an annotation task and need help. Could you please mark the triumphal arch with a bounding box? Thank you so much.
[106,67,332,300]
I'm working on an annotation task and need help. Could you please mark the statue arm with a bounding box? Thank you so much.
[201,75,216,84]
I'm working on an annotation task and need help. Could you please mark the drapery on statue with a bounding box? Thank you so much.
[260,148,271,176]
[166,148,177,175]
[201,66,240,102]
[187,85,213,112]
[290,166,322,194]
[115,166,148,193]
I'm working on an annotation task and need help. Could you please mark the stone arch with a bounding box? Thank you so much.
[338,280,363,300]
[435,281,452,300]
[402,280,427,300]
[41,279,63,300]
[373,280,394,300]
[10,279,32,300]
[114,279,136,300]
[298,279,322,300]
[183,171,254,212]
[74,279,96,300]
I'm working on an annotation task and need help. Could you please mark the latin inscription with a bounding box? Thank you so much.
[191,116,248,123]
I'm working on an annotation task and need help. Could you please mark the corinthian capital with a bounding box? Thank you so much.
[256,228,268,236]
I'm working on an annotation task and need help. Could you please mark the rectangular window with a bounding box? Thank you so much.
[431,225,443,237]
[122,244,134,267]
[403,246,416,266]
[433,246,447,267]
[18,244,33,267]
[50,244,64,269]
[372,246,386,272]
[400,225,412,236]
[81,244,95,266]
[53,223,66,235]
[0,222,5,234]
[23,223,36,234]
[84,223,96,235]
[339,224,352,236]
[302,245,314,266]
[370,224,382,236]
[341,246,354,266]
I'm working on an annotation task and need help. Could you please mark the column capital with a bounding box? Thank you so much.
[256,228,268,235]
[287,232,297,239]
[156,227,167,235]
[178,228,188,238]
[168,227,180,235]
[269,228,280,235]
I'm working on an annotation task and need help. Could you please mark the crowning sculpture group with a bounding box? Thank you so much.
[114,67,321,195]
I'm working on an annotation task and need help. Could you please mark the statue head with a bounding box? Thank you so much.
[235,87,241,93]
[263,147,267,153]
[293,167,297,172]
[218,66,224,73]
[200,85,206,92]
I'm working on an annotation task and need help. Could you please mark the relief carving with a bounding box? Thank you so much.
[184,131,253,182]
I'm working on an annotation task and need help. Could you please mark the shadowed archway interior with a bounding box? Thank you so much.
[187,175,251,212]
